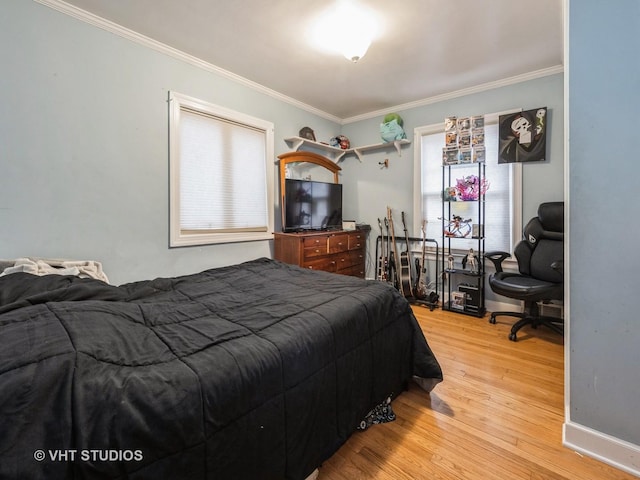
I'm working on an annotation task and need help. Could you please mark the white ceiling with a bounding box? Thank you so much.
[59,0,564,121]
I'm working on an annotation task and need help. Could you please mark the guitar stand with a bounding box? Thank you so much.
[374,235,440,311]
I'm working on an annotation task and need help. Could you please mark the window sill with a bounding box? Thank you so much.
[170,231,274,247]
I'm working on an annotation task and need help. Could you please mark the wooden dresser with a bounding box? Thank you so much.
[274,229,367,278]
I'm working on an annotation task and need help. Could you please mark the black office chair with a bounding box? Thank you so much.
[485,202,564,341]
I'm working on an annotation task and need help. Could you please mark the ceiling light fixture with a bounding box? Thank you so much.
[340,23,372,63]
[309,1,380,63]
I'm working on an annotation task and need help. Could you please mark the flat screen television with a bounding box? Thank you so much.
[283,178,343,232]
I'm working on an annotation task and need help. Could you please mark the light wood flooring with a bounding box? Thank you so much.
[317,306,636,480]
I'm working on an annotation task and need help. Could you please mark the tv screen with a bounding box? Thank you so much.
[284,179,342,231]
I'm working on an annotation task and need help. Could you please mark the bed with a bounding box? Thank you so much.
[0,257,442,479]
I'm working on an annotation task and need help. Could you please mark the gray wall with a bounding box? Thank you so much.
[0,0,340,285]
[340,74,565,282]
[568,0,640,447]
[0,2,563,288]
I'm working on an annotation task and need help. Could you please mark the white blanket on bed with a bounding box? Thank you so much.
[0,258,109,283]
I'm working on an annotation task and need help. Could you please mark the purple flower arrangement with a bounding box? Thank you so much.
[455,175,490,201]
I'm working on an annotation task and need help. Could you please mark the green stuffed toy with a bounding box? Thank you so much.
[380,113,407,142]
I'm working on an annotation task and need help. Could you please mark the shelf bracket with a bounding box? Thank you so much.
[393,140,404,157]
[289,138,304,151]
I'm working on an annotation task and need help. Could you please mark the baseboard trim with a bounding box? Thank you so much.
[563,421,640,477]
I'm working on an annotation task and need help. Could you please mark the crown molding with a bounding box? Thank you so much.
[34,0,562,127]
[34,0,342,124]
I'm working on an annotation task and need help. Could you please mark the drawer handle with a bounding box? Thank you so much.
[315,249,320,253]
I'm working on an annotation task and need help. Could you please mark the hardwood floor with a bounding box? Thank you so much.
[317,306,635,480]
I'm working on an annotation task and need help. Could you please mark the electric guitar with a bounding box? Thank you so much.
[387,207,402,292]
[414,219,428,299]
[399,211,414,298]
[377,218,388,281]
[384,216,394,285]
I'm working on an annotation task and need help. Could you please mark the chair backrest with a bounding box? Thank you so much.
[514,202,564,283]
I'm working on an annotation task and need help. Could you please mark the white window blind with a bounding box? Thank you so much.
[169,92,274,246]
[418,115,522,254]
[179,110,267,232]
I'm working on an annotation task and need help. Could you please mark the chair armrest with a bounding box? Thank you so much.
[485,251,511,273]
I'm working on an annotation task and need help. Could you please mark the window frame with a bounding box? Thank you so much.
[412,110,523,259]
[168,91,275,247]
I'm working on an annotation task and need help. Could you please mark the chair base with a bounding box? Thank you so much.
[489,310,564,341]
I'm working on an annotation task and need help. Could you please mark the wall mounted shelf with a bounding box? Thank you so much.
[284,137,348,161]
[349,139,410,162]
[284,136,411,163]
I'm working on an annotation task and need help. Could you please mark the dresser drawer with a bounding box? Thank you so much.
[274,229,368,279]
[348,250,365,265]
[333,253,352,270]
[303,236,327,249]
[303,257,337,272]
[341,264,366,277]
[334,251,364,271]
[303,245,327,259]
[328,234,348,253]
[348,232,365,250]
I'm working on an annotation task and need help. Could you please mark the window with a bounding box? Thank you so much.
[414,111,522,255]
[169,92,274,246]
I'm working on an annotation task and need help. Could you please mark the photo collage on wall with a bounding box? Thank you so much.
[443,115,485,165]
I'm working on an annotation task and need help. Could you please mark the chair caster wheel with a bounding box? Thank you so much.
[489,315,497,324]
[509,332,517,341]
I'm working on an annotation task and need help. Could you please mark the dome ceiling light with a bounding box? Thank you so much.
[309,1,381,63]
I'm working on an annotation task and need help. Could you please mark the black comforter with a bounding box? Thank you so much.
[0,258,442,480]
